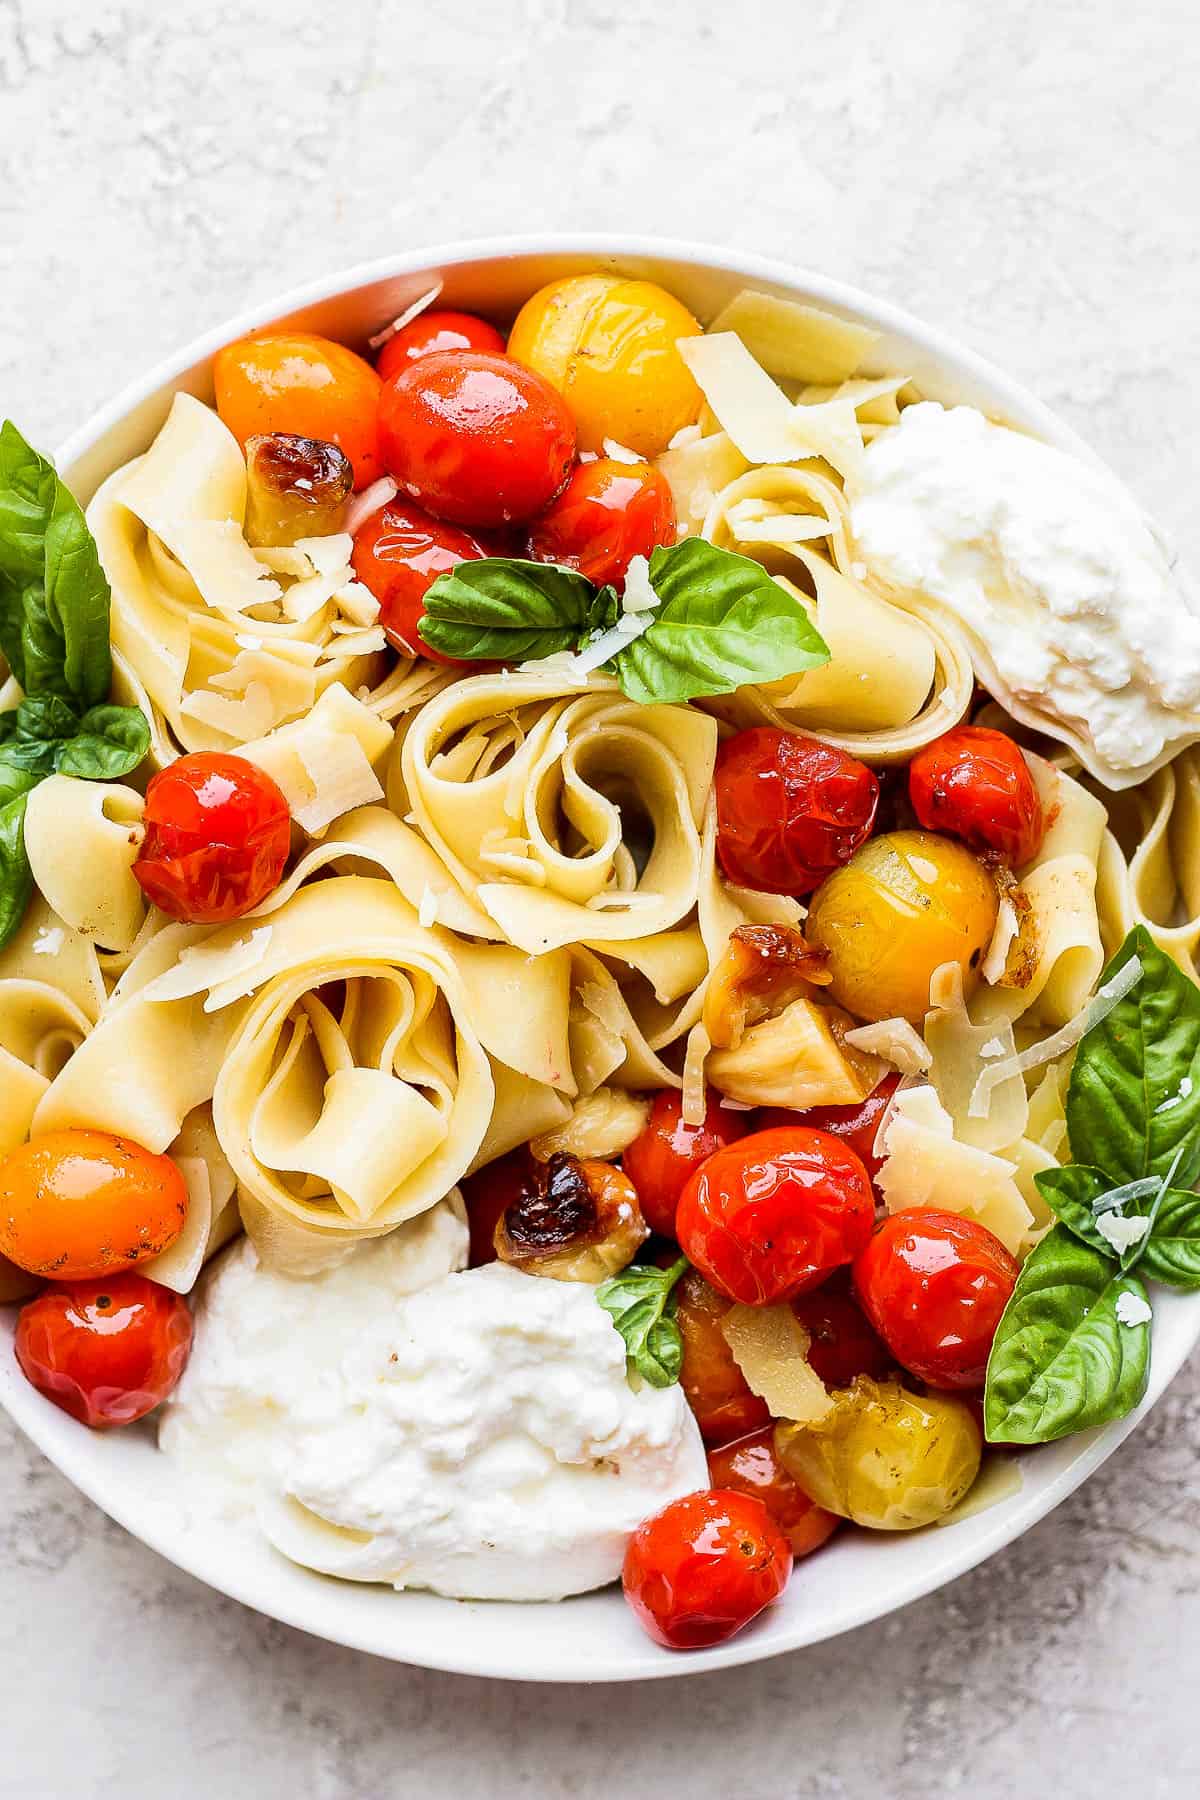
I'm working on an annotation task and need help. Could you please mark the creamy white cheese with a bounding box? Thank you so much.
[161,1208,706,1602]
[848,402,1200,787]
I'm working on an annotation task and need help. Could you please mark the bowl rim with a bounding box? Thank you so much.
[3,231,1192,1682]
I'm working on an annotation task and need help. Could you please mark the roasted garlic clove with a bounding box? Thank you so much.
[494,1152,648,1283]
[244,432,353,547]
[702,923,832,1052]
[707,997,884,1109]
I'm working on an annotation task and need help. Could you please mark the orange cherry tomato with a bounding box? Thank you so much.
[759,1072,900,1185]
[213,332,383,489]
[706,1427,839,1559]
[525,457,676,590]
[376,309,505,382]
[677,1127,876,1308]
[622,1091,750,1240]
[0,1130,188,1280]
[675,1268,769,1444]
[133,752,291,924]
[351,500,490,664]
[459,1148,539,1268]
[378,350,576,529]
[791,1273,895,1388]
[714,727,880,897]
[908,725,1045,867]
[16,1274,192,1428]
[853,1208,1020,1390]
[622,1488,792,1650]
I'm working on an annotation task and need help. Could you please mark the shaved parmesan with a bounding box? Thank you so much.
[239,683,392,837]
[706,289,879,384]
[969,955,1144,1119]
[621,555,660,613]
[143,927,273,1010]
[720,1304,833,1424]
[1115,1291,1152,1328]
[33,927,65,957]
[180,681,278,739]
[982,895,1021,985]
[294,734,383,835]
[167,520,283,614]
[655,429,750,530]
[877,1085,1034,1256]
[294,533,354,578]
[602,438,642,464]
[331,579,381,627]
[926,961,1026,1151]
[677,333,807,464]
[681,1023,711,1126]
[842,1018,932,1074]
[1096,1212,1150,1255]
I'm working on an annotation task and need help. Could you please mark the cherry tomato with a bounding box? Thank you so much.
[622,1488,792,1650]
[714,727,879,897]
[351,500,490,664]
[853,1208,1020,1389]
[676,1126,875,1307]
[378,350,576,529]
[133,752,291,924]
[675,1268,770,1444]
[376,309,506,382]
[0,1130,188,1280]
[791,1274,894,1388]
[213,332,383,488]
[622,1092,750,1240]
[909,725,1044,867]
[459,1148,536,1268]
[15,1274,192,1428]
[525,457,676,589]
[706,1427,839,1559]
[759,1072,900,1185]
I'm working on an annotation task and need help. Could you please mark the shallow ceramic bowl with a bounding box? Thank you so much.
[1,237,1194,1682]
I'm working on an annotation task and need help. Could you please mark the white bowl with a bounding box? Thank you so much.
[3,236,1194,1682]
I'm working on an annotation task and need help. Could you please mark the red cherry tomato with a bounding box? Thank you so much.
[459,1148,538,1268]
[351,500,490,665]
[714,727,879,897]
[525,457,676,589]
[133,752,291,924]
[853,1207,1020,1390]
[791,1274,894,1388]
[376,309,505,382]
[675,1268,770,1444]
[908,725,1045,867]
[378,350,576,529]
[622,1092,750,1240]
[759,1072,900,1185]
[676,1126,875,1307]
[706,1427,839,1559]
[15,1274,193,1428]
[622,1488,792,1650]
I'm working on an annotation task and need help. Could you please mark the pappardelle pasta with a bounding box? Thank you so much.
[3,273,1199,1652]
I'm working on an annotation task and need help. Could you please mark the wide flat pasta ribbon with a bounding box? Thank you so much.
[0,897,105,1155]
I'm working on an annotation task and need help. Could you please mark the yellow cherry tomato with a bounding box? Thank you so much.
[213,331,383,488]
[507,274,703,457]
[775,1376,982,1530]
[0,1129,188,1279]
[803,829,999,1024]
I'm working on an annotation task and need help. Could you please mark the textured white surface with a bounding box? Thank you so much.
[1,0,1199,1792]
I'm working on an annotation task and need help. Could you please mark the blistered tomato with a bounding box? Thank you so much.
[213,332,383,488]
[376,309,505,381]
[0,1130,188,1279]
[526,457,676,589]
[378,350,576,529]
[351,501,489,664]
[675,1268,769,1444]
[853,1208,1020,1389]
[759,1073,900,1185]
[622,1488,792,1649]
[133,752,291,924]
[15,1274,192,1428]
[508,275,703,457]
[676,1127,875,1307]
[909,725,1045,867]
[792,1275,895,1388]
[622,1091,750,1240]
[714,727,879,897]
[706,1427,839,1559]
[459,1148,536,1268]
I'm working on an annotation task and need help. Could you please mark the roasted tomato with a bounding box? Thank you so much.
[460,1148,534,1268]
[376,308,505,381]
[0,1129,188,1280]
[213,331,383,488]
[706,1427,839,1559]
[714,728,879,897]
[243,433,353,547]
[622,1091,750,1240]
[675,1268,769,1444]
[133,752,291,924]
[622,1488,792,1649]
[791,1274,895,1388]
[676,1127,875,1307]
[909,725,1045,868]
[351,500,489,664]
[759,1072,900,1184]
[525,456,676,589]
[508,274,703,457]
[702,923,833,1053]
[378,350,576,529]
[492,1151,647,1281]
[853,1208,1020,1389]
[15,1274,192,1428]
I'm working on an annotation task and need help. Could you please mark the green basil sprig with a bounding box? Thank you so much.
[419,539,832,706]
[0,421,151,950]
[596,1256,689,1388]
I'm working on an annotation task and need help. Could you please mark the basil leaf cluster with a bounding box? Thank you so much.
[0,422,151,950]
[418,540,832,705]
[596,1256,689,1388]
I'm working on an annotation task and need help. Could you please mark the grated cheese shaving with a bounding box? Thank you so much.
[969,955,1144,1119]
[142,927,273,1010]
[1115,1291,1153,1328]
[293,734,383,835]
[32,926,65,957]
[294,533,355,578]
[705,288,879,384]
[1096,1212,1150,1254]
[720,1304,833,1425]
[602,438,642,465]
[620,554,660,613]
[877,1085,1034,1256]
[842,1018,932,1075]
[982,896,1020,985]
[681,1023,711,1126]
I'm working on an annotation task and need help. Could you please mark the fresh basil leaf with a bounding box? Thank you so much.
[613,539,830,705]
[0,737,57,779]
[12,692,81,743]
[1068,926,1200,1186]
[596,1256,688,1388]
[419,558,602,663]
[0,789,33,953]
[56,704,151,779]
[984,1224,1151,1444]
[0,423,57,689]
[1135,1187,1200,1290]
[1034,1165,1113,1258]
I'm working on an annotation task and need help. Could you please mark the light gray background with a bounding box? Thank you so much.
[2,2,1199,1795]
